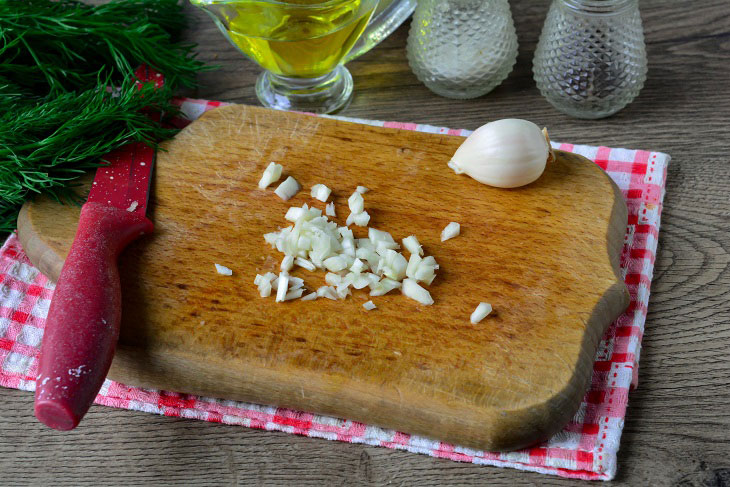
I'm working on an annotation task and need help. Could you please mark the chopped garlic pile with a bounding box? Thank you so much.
[259,199,438,305]
[251,161,497,323]
[255,164,443,308]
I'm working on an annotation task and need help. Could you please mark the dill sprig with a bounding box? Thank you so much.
[0,80,180,230]
[0,0,203,96]
[0,0,211,233]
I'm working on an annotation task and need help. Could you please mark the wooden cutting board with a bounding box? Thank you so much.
[17,105,629,451]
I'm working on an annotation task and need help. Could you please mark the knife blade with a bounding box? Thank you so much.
[34,141,155,430]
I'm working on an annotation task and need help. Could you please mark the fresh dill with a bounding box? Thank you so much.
[0,0,211,233]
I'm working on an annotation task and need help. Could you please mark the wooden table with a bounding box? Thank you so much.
[1,0,728,484]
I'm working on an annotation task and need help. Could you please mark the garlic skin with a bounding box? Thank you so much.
[449,119,551,188]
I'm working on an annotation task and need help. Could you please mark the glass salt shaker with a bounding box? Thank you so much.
[406,0,518,99]
[533,0,647,119]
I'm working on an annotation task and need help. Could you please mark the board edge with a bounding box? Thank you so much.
[17,202,65,283]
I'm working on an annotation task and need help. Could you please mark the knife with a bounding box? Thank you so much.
[34,141,155,430]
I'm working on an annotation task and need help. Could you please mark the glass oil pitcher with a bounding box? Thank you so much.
[191,0,416,114]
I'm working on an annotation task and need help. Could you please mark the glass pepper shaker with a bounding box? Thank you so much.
[406,0,518,99]
[532,0,647,119]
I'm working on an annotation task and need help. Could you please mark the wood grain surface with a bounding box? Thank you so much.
[16,104,628,451]
[1,0,729,485]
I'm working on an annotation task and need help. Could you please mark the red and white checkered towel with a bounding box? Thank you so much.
[0,98,670,481]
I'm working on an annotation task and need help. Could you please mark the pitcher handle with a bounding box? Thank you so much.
[344,0,416,63]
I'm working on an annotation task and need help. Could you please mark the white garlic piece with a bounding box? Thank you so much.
[448,119,552,188]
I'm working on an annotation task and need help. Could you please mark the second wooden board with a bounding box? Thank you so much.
[18,105,629,451]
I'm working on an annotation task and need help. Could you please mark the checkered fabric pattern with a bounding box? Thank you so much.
[0,98,670,481]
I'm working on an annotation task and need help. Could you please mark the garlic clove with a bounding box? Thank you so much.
[449,119,550,189]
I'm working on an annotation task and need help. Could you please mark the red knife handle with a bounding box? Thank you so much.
[34,202,153,430]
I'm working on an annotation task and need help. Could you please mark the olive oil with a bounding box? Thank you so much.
[211,0,378,78]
